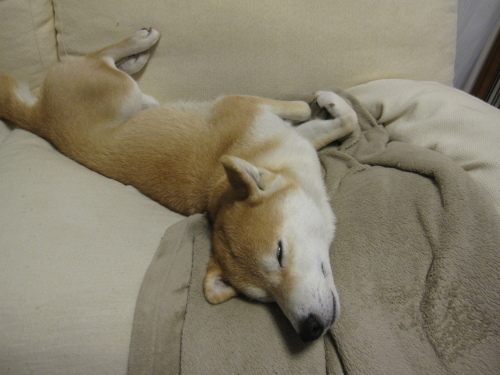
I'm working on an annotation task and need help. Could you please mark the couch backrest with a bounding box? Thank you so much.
[1,0,457,101]
[0,0,58,94]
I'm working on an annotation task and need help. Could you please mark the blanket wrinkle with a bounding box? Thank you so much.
[129,92,500,375]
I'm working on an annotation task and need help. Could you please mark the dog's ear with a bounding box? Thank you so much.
[220,155,261,200]
[220,155,283,200]
[203,255,238,304]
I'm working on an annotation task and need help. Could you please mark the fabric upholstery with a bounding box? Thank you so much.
[52,0,457,102]
[0,129,183,374]
[0,0,57,94]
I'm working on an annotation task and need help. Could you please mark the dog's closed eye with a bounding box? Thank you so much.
[277,241,284,267]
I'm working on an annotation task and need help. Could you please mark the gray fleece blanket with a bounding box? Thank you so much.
[128,93,500,374]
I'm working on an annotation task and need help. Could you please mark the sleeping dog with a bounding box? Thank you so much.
[0,29,357,341]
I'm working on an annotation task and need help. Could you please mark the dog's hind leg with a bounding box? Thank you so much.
[116,52,153,75]
[90,28,161,74]
[89,29,161,108]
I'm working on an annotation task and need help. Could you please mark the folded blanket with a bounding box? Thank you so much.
[128,93,500,374]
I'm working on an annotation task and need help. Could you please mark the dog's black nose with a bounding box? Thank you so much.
[298,314,324,342]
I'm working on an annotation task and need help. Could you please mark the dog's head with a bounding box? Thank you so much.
[204,155,339,341]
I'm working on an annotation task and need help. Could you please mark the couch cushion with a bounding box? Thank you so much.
[52,0,457,102]
[0,0,57,94]
[0,127,183,374]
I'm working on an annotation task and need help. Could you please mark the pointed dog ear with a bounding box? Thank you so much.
[220,155,262,200]
[203,255,238,304]
[220,155,284,201]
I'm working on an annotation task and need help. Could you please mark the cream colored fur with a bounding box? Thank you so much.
[0,29,357,341]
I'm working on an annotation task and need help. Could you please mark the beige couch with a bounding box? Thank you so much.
[1,1,499,374]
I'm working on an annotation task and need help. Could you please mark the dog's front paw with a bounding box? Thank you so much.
[314,91,353,119]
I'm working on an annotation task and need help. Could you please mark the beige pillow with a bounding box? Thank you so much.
[0,127,183,374]
[0,0,57,94]
[53,0,457,102]
[347,79,500,214]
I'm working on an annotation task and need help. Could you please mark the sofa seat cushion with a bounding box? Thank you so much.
[0,127,183,374]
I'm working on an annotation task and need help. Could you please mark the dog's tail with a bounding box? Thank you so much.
[0,74,38,132]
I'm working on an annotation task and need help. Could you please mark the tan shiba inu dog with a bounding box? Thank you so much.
[0,29,357,341]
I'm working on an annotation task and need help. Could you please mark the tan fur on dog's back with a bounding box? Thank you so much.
[1,64,202,213]
[89,95,303,214]
[0,62,299,215]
